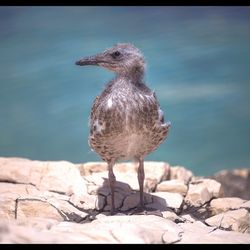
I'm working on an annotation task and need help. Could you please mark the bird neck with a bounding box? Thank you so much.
[116,66,145,83]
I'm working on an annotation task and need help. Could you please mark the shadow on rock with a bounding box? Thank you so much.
[95,178,168,217]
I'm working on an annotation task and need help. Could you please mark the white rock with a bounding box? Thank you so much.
[0,157,87,197]
[185,183,212,207]
[178,221,250,243]
[16,199,65,221]
[210,197,246,215]
[1,157,250,244]
[143,161,170,183]
[170,166,193,184]
[180,213,197,223]
[205,208,250,233]
[87,215,183,244]
[47,215,183,243]
[70,193,102,211]
[0,196,16,219]
[151,192,184,211]
[198,179,223,198]
[156,179,188,196]
[185,178,223,207]
[162,210,183,222]
[79,162,107,176]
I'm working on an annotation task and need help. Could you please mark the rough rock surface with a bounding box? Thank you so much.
[185,178,223,207]
[156,179,188,196]
[205,208,250,233]
[0,157,249,244]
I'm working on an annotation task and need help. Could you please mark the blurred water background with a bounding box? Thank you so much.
[0,6,250,176]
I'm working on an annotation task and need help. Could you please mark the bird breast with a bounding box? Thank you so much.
[89,86,169,158]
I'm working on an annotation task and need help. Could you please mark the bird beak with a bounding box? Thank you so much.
[75,55,99,66]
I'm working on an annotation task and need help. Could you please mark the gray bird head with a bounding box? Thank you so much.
[75,43,145,78]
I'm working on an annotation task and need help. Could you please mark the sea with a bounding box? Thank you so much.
[0,6,250,176]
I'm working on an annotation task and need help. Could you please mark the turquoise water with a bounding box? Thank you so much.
[1,6,250,176]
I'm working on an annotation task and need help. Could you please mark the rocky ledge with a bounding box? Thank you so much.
[0,157,249,243]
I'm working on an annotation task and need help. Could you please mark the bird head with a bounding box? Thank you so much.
[75,43,145,78]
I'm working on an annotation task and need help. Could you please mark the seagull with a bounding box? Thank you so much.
[76,43,170,214]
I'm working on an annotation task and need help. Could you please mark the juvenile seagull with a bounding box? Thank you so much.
[76,43,170,214]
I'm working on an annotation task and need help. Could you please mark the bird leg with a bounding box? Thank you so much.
[137,157,145,209]
[108,159,116,214]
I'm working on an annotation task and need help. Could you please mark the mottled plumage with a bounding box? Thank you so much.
[76,43,170,214]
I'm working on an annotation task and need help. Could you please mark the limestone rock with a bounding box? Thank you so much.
[0,157,87,197]
[0,157,250,244]
[3,216,249,244]
[209,197,248,215]
[0,196,16,219]
[205,208,250,233]
[87,215,183,244]
[115,161,170,182]
[43,215,183,243]
[0,182,40,197]
[0,181,88,223]
[150,192,184,212]
[143,161,170,183]
[0,219,63,243]
[162,209,184,222]
[169,166,193,184]
[0,218,109,243]
[70,193,99,211]
[241,200,250,210]
[113,172,142,191]
[185,182,212,207]
[156,179,187,196]
[16,196,88,222]
[16,199,65,221]
[178,221,250,243]
[185,179,222,207]
[199,179,223,198]
[0,182,43,219]
[84,171,133,195]
[17,217,59,231]
[83,162,169,198]
[180,213,197,223]
[78,162,107,176]
[83,171,109,195]
[81,161,170,193]
[116,161,170,191]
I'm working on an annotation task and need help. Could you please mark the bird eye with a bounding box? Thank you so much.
[111,51,121,58]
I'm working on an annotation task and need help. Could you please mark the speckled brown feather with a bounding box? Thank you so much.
[76,43,171,213]
[88,76,170,162]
